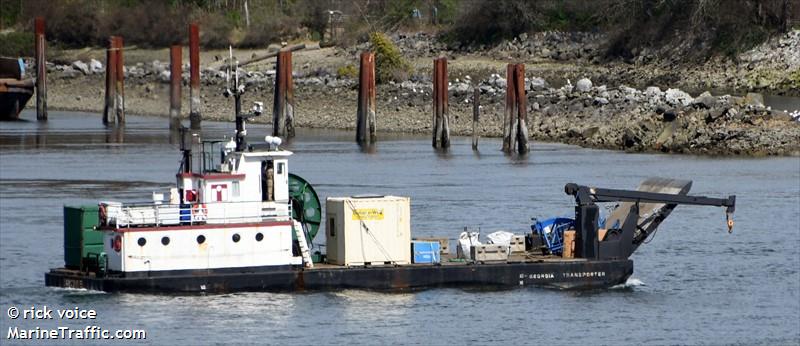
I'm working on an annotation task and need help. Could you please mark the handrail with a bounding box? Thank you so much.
[103,200,292,229]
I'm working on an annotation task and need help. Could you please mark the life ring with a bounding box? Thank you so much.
[192,203,208,221]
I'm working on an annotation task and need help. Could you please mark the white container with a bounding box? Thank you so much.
[326,196,411,266]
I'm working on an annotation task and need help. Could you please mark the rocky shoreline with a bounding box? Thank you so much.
[39,30,800,156]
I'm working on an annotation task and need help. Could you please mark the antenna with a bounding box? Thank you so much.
[222,46,263,152]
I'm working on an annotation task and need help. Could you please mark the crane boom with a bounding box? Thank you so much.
[563,180,736,260]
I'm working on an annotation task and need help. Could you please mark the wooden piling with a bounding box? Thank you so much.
[514,64,530,154]
[189,23,201,129]
[169,45,182,130]
[472,87,480,150]
[272,50,295,138]
[34,17,47,121]
[432,57,450,149]
[114,36,125,124]
[502,63,530,154]
[432,58,439,147]
[284,51,295,138]
[503,64,515,152]
[356,52,376,145]
[440,58,450,148]
[103,37,117,125]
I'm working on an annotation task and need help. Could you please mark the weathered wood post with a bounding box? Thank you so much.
[356,52,376,145]
[34,17,47,121]
[188,23,201,129]
[103,36,117,125]
[169,45,182,130]
[431,58,439,147]
[432,57,450,149]
[472,87,480,150]
[284,51,295,138]
[515,64,530,154]
[503,64,516,152]
[273,51,285,137]
[114,36,125,124]
[273,50,296,138]
[440,58,450,148]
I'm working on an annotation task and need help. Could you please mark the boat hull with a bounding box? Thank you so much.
[0,85,33,121]
[45,259,633,293]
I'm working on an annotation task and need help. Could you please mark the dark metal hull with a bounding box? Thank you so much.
[45,259,633,293]
[0,87,33,120]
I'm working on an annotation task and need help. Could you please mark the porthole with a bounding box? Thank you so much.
[232,233,241,243]
[161,236,170,246]
[137,237,146,246]
[197,235,206,244]
[255,233,264,241]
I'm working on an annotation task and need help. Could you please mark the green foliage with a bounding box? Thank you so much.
[436,0,459,24]
[337,64,358,79]
[0,32,34,57]
[713,24,770,57]
[385,0,423,27]
[225,10,243,27]
[0,0,23,30]
[301,1,328,41]
[369,32,412,83]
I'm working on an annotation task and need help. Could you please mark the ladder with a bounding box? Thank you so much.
[292,220,314,268]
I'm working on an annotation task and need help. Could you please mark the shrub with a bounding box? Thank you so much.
[0,32,34,57]
[337,64,358,79]
[369,32,411,83]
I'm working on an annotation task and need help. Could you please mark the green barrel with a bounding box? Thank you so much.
[288,173,322,242]
[63,205,103,270]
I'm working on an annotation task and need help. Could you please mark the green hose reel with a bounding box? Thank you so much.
[288,173,322,242]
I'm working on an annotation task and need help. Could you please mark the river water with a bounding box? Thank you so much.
[1,111,798,345]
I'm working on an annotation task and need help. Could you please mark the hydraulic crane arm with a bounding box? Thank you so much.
[565,183,736,231]
[563,180,736,260]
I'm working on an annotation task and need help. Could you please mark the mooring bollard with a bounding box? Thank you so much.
[356,52,376,145]
[472,87,480,150]
[34,17,47,121]
[189,23,201,129]
[273,50,295,138]
[432,57,450,149]
[169,45,182,130]
[103,36,117,125]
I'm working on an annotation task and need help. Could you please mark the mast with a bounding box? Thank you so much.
[224,46,263,152]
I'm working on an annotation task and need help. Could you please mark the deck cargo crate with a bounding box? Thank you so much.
[510,235,526,253]
[63,205,101,269]
[326,196,411,266]
[412,241,441,263]
[471,244,509,262]
[413,237,449,254]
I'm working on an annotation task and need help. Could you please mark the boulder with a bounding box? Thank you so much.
[665,88,693,107]
[89,59,104,74]
[645,86,662,102]
[593,97,609,105]
[59,66,80,79]
[71,60,90,75]
[576,78,592,92]
[159,70,171,83]
[529,77,548,91]
[744,92,765,107]
[693,91,717,109]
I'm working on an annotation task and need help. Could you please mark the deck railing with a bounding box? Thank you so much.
[101,200,291,229]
